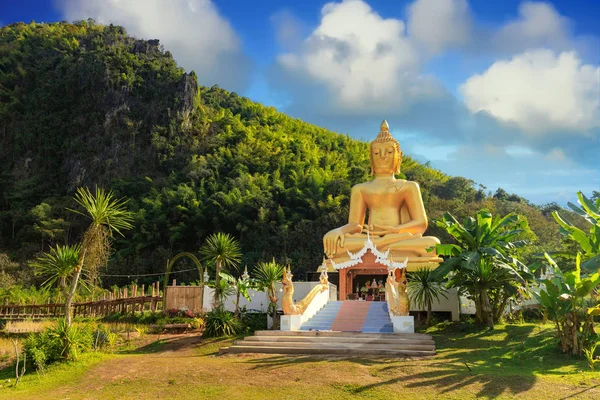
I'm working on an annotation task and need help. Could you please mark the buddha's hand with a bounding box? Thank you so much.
[323,228,345,257]
[368,224,416,237]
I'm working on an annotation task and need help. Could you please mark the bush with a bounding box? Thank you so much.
[203,308,241,338]
[23,330,60,372]
[190,317,204,330]
[240,311,267,333]
[23,319,115,372]
[522,307,544,322]
[92,324,118,350]
[47,319,93,361]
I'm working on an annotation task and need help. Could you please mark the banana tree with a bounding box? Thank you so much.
[220,270,255,318]
[552,191,600,272]
[535,253,599,355]
[432,210,532,328]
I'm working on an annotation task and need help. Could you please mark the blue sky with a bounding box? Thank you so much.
[1,0,599,205]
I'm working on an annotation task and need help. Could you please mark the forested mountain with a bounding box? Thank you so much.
[0,21,582,288]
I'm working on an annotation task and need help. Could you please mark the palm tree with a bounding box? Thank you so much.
[66,187,134,326]
[199,233,241,308]
[408,267,448,326]
[432,209,530,328]
[253,260,285,329]
[31,244,83,302]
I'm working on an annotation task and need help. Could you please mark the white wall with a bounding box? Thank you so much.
[200,283,337,313]
[408,288,462,321]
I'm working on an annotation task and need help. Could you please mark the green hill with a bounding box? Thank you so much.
[0,21,578,287]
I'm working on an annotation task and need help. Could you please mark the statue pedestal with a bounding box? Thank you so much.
[390,315,414,333]
[280,315,302,331]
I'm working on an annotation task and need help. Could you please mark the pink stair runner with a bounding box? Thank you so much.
[329,301,371,332]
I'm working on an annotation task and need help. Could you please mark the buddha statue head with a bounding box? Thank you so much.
[370,120,402,176]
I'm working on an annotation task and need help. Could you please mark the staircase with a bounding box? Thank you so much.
[220,330,436,356]
[220,301,436,357]
[299,301,342,331]
[300,301,393,333]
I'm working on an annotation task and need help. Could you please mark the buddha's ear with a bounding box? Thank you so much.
[395,150,402,174]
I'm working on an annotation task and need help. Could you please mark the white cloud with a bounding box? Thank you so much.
[492,2,572,53]
[58,0,252,91]
[406,0,472,55]
[459,49,600,134]
[275,0,439,113]
[270,10,305,51]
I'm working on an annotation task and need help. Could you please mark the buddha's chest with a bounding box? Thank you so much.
[362,184,405,206]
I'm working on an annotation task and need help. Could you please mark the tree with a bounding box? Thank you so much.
[253,260,285,329]
[220,270,254,318]
[552,191,600,272]
[535,253,599,355]
[408,267,448,326]
[199,233,241,308]
[30,203,68,252]
[65,187,133,326]
[432,209,531,328]
[30,244,83,302]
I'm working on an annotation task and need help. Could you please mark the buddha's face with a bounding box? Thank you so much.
[371,141,400,175]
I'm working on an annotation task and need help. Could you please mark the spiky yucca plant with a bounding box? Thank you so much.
[31,244,83,302]
[200,233,241,308]
[65,187,134,325]
[408,267,448,326]
[253,260,285,329]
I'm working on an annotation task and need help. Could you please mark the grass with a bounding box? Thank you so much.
[0,322,598,399]
[3,320,53,334]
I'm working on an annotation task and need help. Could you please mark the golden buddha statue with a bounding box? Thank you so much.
[323,120,442,270]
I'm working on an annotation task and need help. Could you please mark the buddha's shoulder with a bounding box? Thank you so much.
[400,180,420,190]
[351,182,369,193]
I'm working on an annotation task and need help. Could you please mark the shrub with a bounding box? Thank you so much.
[190,317,204,330]
[240,311,267,333]
[92,324,118,350]
[203,308,241,338]
[23,330,60,372]
[23,319,103,372]
[48,319,93,361]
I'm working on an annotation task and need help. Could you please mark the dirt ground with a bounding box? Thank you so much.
[3,332,600,400]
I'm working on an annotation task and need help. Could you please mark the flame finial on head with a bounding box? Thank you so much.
[373,119,397,144]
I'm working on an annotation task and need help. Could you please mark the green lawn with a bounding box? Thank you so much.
[1,323,598,400]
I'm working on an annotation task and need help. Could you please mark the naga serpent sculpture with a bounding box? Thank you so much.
[282,266,329,315]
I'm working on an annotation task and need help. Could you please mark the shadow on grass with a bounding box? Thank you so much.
[239,323,592,399]
[118,333,246,357]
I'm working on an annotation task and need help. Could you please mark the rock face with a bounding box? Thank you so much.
[0,21,196,197]
[177,72,198,130]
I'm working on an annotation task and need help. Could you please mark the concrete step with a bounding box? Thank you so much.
[220,345,435,357]
[254,330,433,340]
[234,341,435,351]
[242,336,434,345]
[223,330,437,356]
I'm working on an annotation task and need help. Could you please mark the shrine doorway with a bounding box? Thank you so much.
[337,250,390,301]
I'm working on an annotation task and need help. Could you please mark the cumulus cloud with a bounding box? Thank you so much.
[492,2,572,53]
[273,0,444,114]
[58,0,252,91]
[270,10,305,52]
[460,50,600,134]
[406,0,472,55]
